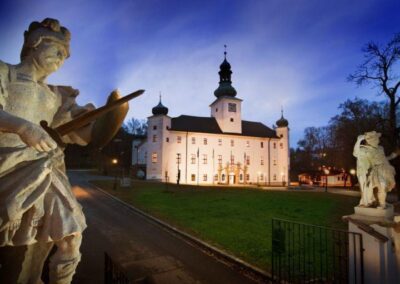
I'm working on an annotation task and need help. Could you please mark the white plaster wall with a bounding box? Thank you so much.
[149,130,289,185]
[210,97,242,134]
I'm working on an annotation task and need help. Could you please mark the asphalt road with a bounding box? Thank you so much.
[70,171,257,284]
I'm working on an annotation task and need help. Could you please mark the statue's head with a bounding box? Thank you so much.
[20,18,70,75]
[365,131,381,147]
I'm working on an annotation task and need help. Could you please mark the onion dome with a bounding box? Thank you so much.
[214,45,237,98]
[276,108,289,127]
[152,95,168,115]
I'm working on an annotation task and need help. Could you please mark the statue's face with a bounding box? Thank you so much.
[366,136,379,147]
[30,40,68,75]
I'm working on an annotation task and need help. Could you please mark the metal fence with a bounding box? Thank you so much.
[271,218,364,283]
[104,252,132,284]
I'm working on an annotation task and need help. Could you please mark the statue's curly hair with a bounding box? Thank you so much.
[20,18,71,61]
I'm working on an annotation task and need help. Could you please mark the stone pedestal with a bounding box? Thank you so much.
[344,205,400,284]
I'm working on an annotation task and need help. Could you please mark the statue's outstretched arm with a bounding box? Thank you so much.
[353,135,365,158]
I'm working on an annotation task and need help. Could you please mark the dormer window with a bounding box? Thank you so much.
[228,103,236,112]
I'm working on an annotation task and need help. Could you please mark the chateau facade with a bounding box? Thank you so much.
[134,52,290,186]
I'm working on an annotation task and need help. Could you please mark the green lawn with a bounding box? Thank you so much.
[90,180,358,271]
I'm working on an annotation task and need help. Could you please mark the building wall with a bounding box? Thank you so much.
[210,97,242,133]
[145,127,289,186]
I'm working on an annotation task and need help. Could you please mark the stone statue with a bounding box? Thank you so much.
[353,131,397,209]
[0,18,128,283]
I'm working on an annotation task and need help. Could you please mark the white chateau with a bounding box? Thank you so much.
[133,52,290,186]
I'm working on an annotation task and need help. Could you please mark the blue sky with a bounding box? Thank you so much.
[1,0,399,146]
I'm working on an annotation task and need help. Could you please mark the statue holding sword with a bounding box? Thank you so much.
[0,18,143,283]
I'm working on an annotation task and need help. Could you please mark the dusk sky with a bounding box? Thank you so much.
[1,0,399,146]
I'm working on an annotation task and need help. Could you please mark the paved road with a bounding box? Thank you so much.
[70,171,257,284]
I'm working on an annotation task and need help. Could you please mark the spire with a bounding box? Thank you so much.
[214,45,237,98]
[152,93,169,115]
[276,107,289,127]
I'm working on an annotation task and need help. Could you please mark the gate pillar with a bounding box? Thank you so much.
[344,205,400,284]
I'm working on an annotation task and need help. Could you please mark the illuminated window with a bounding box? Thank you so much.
[151,152,157,163]
[177,136,182,143]
[246,141,250,147]
[191,174,196,181]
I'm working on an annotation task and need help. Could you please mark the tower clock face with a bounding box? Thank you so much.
[228,103,237,112]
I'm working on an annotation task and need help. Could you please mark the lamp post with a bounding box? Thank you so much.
[112,158,118,190]
[323,168,330,193]
[176,153,181,185]
[350,168,356,190]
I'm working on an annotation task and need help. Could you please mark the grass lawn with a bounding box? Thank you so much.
[90,180,358,271]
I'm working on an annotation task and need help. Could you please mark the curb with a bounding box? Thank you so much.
[89,182,272,283]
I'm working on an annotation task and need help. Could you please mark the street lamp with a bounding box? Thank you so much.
[112,158,118,190]
[350,169,356,190]
[323,168,330,192]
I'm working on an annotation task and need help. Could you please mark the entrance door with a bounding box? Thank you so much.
[229,173,235,184]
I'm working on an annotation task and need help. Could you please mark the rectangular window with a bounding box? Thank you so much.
[218,155,222,165]
[177,136,182,143]
[218,139,222,146]
[260,173,264,181]
[261,157,264,166]
[230,155,235,165]
[191,154,196,164]
[246,174,250,181]
[177,153,181,164]
[273,174,277,181]
[214,174,218,181]
[166,137,169,142]
[152,135,157,142]
[191,174,196,182]
[230,140,234,147]
[203,174,207,181]
[228,103,237,112]
[192,137,196,144]
[203,154,208,164]
[246,156,250,166]
[151,152,157,163]
[152,125,157,130]
[230,118,234,122]
[203,138,207,145]
[261,142,264,148]
[273,142,276,149]
[246,141,250,147]
[273,159,277,166]
[280,142,283,149]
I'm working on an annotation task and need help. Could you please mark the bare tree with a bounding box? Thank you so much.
[348,33,400,149]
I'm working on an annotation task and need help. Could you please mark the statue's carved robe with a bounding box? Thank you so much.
[0,60,92,246]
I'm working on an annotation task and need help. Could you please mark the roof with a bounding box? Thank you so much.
[168,115,279,138]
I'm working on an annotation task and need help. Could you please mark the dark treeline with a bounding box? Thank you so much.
[291,98,395,180]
